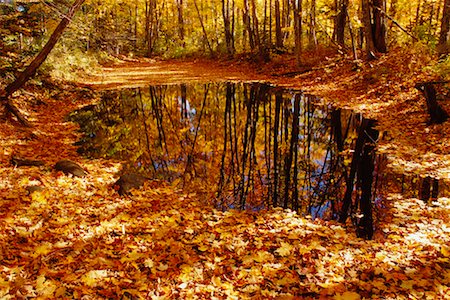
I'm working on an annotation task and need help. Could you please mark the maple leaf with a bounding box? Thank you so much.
[36,275,57,297]
[81,270,108,287]
[275,242,294,256]
[441,246,450,257]
[334,291,360,300]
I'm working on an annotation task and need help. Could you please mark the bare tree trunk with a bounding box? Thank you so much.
[283,0,291,40]
[222,0,234,55]
[291,0,302,66]
[335,0,348,46]
[250,0,268,59]
[243,0,255,49]
[177,0,185,46]
[339,118,370,223]
[356,120,378,240]
[0,0,85,127]
[134,3,138,51]
[373,0,387,52]
[348,11,358,60]
[145,0,159,57]
[275,0,283,48]
[415,82,449,124]
[309,0,318,49]
[438,0,450,56]
[362,0,377,59]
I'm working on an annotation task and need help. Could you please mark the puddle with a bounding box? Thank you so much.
[69,82,448,218]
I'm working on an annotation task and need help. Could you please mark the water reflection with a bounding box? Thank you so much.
[70,83,446,228]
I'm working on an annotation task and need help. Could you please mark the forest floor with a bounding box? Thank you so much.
[0,47,449,299]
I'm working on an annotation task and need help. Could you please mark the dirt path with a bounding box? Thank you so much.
[83,59,270,89]
[82,53,450,181]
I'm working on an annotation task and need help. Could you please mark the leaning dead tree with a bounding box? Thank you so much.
[0,0,85,127]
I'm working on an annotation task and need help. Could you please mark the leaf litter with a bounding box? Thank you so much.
[1,49,450,299]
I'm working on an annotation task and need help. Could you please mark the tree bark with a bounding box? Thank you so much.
[356,120,378,240]
[309,0,318,49]
[339,118,370,223]
[438,0,450,56]
[291,0,302,67]
[415,82,449,124]
[335,0,348,47]
[275,0,283,48]
[177,0,185,45]
[362,0,377,59]
[373,0,387,53]
[222,0,234,55]
[420,176,432,202]
[0,0,86,126]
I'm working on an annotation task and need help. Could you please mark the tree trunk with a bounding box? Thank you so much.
[250,0,266,59]
[222,0,234,55]
[415,82,449,124]
[373,0,387,53]
[309,0,318,49]
[243,0,255,49]
[420,176,432,202]
[272,92,282,207]
[438,0,450,56]
[177,0,185,45]
[145,0,158,57]
[431,178,439,200]
[339,118,370,223]
[362,0,377,59]
[0,0,86,126]
[335,0,348,46]
[275,0,283,48]
[291,0,302,67]
[356,120,378,240]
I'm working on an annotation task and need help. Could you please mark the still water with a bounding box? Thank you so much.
[69,82,445,220]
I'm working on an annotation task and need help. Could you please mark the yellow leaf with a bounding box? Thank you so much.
[400,280,414,289]
[81,270,108,287]
[36,275,57,296]
[157,263,169,271]
[33,243,52,257]
[334,291,360,300]
[198,245,208,251]
[275,242,294,256]
[441,246,450,257]
[120,250,144,263]
[254,250,273,263]
[144,258,154,268]
[179,265,192,282]
[212,276,221,286]
[31,191,47,205]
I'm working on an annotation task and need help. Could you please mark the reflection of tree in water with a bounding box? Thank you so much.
[70,82,447,236]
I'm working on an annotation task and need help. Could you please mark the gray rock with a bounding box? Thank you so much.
[26,185,45,195]
[114,173,149,195]
[54,159,87,177]
[11,156,45,167]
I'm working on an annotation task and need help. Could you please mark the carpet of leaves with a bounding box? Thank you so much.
[0,99,449,300]
[0,163,449,299]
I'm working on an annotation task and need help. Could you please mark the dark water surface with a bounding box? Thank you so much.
[69,82,447,219]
